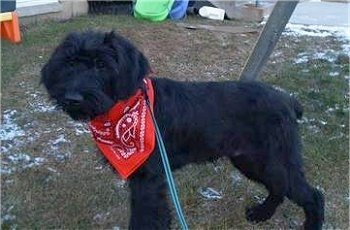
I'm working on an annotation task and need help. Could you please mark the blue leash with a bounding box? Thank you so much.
[145,96,189,230]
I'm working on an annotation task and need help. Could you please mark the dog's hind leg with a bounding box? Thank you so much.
[230,156,288,223]
[286,168,324,230]
[284,125,324,229]
[246,162,288,223]
[128,170,171,230]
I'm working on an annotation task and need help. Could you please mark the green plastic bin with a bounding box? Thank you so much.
[134,0,174,22]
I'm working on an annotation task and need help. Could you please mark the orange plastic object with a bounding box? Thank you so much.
[1,11,21,43]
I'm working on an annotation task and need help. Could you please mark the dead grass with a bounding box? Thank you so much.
[1,14,349,229]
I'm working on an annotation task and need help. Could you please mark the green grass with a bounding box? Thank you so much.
[1,14,349,229]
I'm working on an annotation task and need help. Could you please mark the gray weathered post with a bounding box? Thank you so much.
[239,1,299,81]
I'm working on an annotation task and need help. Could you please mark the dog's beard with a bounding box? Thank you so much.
[55,89,115,121]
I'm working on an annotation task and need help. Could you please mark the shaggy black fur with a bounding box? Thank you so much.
[41,30,324,229]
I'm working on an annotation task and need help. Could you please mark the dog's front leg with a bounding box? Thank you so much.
[128,169,171,230]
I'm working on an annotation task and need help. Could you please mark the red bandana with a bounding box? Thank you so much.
[88,78,155,179]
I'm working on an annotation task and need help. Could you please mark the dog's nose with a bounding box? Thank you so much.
[64,92,84,105]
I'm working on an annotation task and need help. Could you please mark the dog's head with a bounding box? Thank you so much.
[41,30,150,120]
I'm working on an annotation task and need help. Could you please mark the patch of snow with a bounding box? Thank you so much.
[313,50,338,62]
[93,212,110,224]
[0,110,25,141]
[2,214,16,221]
[294,53,309,64]
[253,194,265,203]
[18,81,56,113]
[213,162,224,172]
[285,23,349,65]
[2,206,16,222]
[294,49,339,64]
[325,104,349,115]
[95,165,103,170]
[298,116,329,134]
[308,125,321,134]
[329,72,339,77]
[0,116,71,174]
[116,179,127,188]
[299,117,328,126]
[7,152,31,162]
[43,130,80,161]
[309,88,320,93]
[285,24,331,37]
[326,105,341,113]
[285,23,350,41]
[50,134,69,145]
[1,143,14,154]
[47,167,58,173]
[316,185,325,194]
[319,120,327,126]
[298,117,314,124]
[328,133,346,141]
[345,194,350,203]
[1,119,73,174]
[34,103,56,113]
[1,152,46,174]
[1,85,90,175]
[230,171,243,185]
[0,164,16,174]
[24,157,46,169]
[27,92,56,113]
[5,179,15,184]
[47,149,72,161]
[272,85,287,93]
[68,121,90,136]
[341,42,350,54]
[199,187,223,200]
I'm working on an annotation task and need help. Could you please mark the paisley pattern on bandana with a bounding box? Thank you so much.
[89,78,155,178]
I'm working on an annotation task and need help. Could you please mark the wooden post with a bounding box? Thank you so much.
[239,1,299,81]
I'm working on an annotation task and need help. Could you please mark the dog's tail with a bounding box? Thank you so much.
[290,96,303,120]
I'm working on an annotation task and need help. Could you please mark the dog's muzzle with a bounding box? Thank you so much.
[63,92,84,107]
[58,92,88,120]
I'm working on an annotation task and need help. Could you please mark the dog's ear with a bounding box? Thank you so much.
[103,31,151,99]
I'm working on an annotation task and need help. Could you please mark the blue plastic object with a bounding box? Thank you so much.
[169,0,189,20]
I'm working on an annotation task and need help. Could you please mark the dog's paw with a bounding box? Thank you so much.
[245,204,274,223]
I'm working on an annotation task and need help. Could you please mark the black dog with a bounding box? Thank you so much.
[41,30,324,229]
